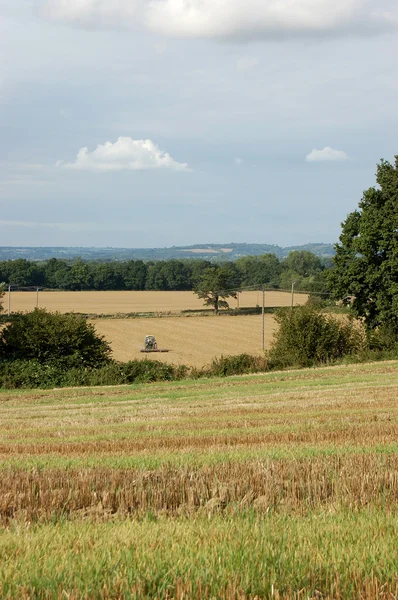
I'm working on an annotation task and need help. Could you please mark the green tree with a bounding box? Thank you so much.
[194,264,241,313]
[283,250,323,277]
[328,156,398,331]
[0,308,111,367]
[236,254,282,288]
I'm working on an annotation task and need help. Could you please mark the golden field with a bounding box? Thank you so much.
[7,289,307,315]
[92,314,277,366]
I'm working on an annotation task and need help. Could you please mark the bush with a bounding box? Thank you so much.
[306,294,327,309]
[0,358,189,389]
[205,353,268,377]
[268,306,366,369]
[0,308,111,368]
[367,325,398,351]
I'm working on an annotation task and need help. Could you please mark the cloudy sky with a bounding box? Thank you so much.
[1,0,398,248]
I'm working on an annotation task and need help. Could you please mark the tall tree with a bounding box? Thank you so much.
[194,264,241,314]
[328,156,398,331]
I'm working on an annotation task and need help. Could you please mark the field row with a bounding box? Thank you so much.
[6,289,307,315]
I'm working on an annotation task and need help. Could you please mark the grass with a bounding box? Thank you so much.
[1,361,398,598]
[0,512,397,599]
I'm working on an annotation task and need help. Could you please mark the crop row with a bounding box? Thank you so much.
[2,453,398,524]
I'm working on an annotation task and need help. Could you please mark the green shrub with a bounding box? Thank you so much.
[0,360,64,389]
[206,353,268,377]
[306,294,327,309]
[268,306,366,369]
[0,358,189,389]
[367,325,398,351]
[0,308,111,368]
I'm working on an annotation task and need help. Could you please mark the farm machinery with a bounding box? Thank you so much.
[140,335,169,353]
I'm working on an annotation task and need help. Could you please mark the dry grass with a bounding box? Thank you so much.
[8,290,307,315]
[91,314,277,365]
[1,361,398,598]
[1,361,398,521]
[1,454,398,523]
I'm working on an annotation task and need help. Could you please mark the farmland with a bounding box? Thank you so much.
[1,361,398,599]
[92,314,277,365]
[7,289,308,315]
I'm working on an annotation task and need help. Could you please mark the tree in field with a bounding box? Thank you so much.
[194,264,241,314]
[0,308,112,367]
[328,156,398,331]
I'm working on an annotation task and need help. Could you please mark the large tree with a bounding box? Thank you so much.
[194,264,241,314]
[328,156,398,331]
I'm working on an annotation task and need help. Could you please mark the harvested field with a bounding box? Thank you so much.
[7,289,308,315]
[92,314,277,366]
[0,362,398,598]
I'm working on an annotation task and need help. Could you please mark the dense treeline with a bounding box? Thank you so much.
[0,251,328,293]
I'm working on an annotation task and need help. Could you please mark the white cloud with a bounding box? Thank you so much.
[234,157,243,165]
[40,0,398,41]
[305,146,349,162]
[236,57,259,71]
[57,137,190,172]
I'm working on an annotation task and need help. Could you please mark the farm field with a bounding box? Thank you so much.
[7,289,308,315]
[92,314,277,366]
[1,361,398,599]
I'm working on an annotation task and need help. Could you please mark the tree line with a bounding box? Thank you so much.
[0,251,328,293]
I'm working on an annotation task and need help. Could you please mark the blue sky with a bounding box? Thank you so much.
[1,0,398,247]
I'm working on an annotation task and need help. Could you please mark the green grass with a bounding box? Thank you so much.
[1,360,398,598]
[1,511,397,599]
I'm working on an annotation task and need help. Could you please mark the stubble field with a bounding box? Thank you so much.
[92,314,277,365]
[7,290,308,367]
[1,361,398,599]
[7,290,308,315]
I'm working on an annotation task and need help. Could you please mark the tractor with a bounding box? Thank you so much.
[140,335,169,353]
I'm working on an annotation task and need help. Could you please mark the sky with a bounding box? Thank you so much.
[0,0,398,248]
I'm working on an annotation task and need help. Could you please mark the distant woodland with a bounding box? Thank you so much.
[0,251,329,293]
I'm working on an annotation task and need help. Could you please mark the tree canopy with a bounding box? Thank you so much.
[0,308,112,367]
[328,156,398,331]
[194,264,241,313]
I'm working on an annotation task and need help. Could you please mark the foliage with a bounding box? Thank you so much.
[305,294,327,309]
[268,306,366,369]
[236,253,282,288]
[328,156,398,333]
[0,308,111,367]
[204,353,268,377]
[283,250,323,276]
[0,356,189,389]
[194,264,241,313]
[0,252,328,294]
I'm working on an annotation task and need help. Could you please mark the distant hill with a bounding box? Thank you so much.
[0,243,335,262]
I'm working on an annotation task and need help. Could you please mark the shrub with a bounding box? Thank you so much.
[206,353,268,377]
[0,358,189,389]
[306,294,327,309]
[0,308,111,368]
[367,325,398,351]
[268,306,366,369]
